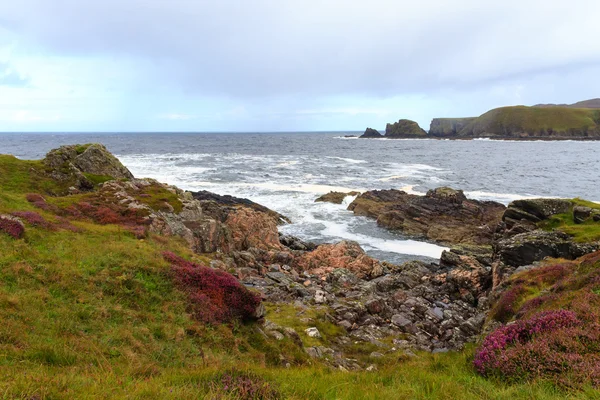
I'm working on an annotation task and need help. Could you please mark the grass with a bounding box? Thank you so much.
[538,199,600,242]
[1,152,600,398]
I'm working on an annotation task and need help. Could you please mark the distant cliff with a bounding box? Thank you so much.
[456,106,600,139]
[429,118,476,137]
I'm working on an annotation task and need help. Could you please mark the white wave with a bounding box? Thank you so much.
[332,136,359,140]
[317,218,447,259]
[326,156,367,164]
[341,194,359,206]
[234,182,365,194]
[465,190,541,204]
[276,160,299,167]
[378,175,405,182]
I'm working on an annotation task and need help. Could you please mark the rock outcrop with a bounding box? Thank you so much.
[494,230,599,267]
[315,191,360,204]
[384,119,427,138]
[43,144,134,190]
[348,187,506,246]
[359,128,382,138]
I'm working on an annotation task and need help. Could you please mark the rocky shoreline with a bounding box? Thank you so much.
[3,144,600,373]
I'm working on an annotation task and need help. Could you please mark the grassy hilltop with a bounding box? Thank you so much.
[1,148,600,399]
[457,106,600,138]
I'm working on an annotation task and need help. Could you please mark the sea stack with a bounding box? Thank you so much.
[384,119,427,138]
[359,127,383,138]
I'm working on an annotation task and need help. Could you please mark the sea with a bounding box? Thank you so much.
[2,132,600,265]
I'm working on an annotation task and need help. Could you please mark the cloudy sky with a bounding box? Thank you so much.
[1,0,600,132]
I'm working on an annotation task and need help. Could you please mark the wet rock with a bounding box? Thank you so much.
[348,187,505,245]
[315,191,360,204]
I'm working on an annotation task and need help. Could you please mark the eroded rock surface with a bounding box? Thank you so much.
[348,187,505,246]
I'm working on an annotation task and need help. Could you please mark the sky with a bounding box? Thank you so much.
[1,0,600,132]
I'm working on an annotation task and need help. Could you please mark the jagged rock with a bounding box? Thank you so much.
[359,128,383,138]
[495,230,600,267]
[315,191,360,204]
[348,187,505,245]
[192,190,289,224]
[295,241,385,279]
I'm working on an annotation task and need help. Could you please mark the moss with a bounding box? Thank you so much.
[74,144,92,155]
[135,184,183,214]
[83,173,114,186]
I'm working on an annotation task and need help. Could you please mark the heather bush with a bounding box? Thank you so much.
[474,309,600,387]
[26,193,54,211]
[163,252,261,324]
[0,215,25,239]
[11,211,51,229]
[209,370,280,400]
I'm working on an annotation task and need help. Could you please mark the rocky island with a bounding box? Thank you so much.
[2,144,600,397]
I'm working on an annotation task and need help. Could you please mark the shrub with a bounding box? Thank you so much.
[26,193,52,211]
[474,310,600,387]
[95,206,120,225]
[11,211,51,229]
[0,215,25,239]
[163,252,261,324]
[210,369,280,400]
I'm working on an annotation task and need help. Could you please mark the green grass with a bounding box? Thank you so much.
[537,199,600,242]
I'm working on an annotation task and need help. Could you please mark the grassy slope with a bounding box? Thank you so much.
[0,154,598,399]
[459,106,600,137]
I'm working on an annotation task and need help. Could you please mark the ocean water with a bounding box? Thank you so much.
[3,132,600,264]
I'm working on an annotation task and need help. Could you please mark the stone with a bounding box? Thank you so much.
[391,314,413,329]
[314,290,327,304]
[573,206,593,224]
[305,327,322,338]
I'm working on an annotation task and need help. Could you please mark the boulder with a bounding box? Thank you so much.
[43,144,134,182]
[359,128,383,138]
[573,206,593,224]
